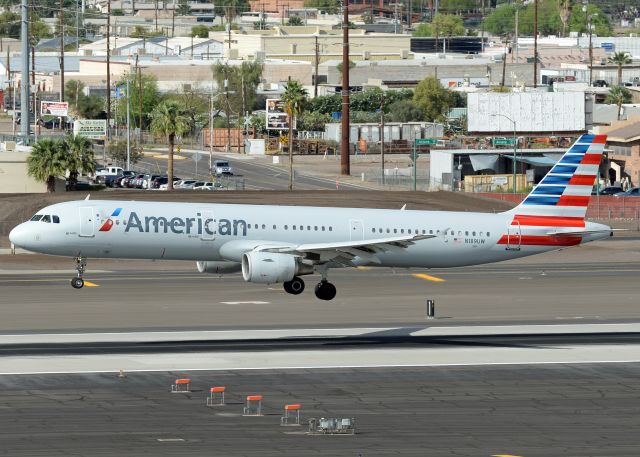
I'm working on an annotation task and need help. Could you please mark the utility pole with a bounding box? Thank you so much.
[340,0,350,176]
[224,78,230,153]
[586,0,593,86]
[172,2,175,37]
[533,0,538,88]
[126,77,130,169]
[138,60,143,143]
[314,35,319,98]
[501,37,507,87]
[155,0,159,32]
[380,92,385,185]
[514,7,518,63]
[20,0,29,141]
[209,92,213,181]
[107,0,111,141]
[60,0,65,103]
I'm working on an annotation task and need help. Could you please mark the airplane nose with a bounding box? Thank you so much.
[9,223,29,248]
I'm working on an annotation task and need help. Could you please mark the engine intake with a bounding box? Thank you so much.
[241,251,312,284]
[196,261,242,274]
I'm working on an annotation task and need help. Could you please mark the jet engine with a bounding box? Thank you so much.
[196,261,242,274]
[241,251,313,284]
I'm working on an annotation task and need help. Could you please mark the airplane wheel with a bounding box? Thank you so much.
[71,277,84,289]
[284,277,305,295]
[314,281,336,301]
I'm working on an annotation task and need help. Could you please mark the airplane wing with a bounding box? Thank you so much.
[263,234,435,265]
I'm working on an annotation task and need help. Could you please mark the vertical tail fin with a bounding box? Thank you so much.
[509,134,607,221]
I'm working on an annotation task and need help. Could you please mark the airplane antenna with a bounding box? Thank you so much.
[400,204,406,211]
[84,194,91,201]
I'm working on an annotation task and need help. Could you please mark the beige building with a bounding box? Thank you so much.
[209,27,412,63]
[0,149,64,193]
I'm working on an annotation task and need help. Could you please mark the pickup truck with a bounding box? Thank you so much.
[94,166,123,184]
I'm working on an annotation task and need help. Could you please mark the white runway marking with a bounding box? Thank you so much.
[219,301,270,305]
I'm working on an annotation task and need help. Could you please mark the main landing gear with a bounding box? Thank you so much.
[71,256,86,289]
[282,275,337,301]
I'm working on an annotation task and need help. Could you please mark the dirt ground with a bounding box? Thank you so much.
[0,190,514,247]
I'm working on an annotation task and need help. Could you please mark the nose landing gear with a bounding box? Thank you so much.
[71,257,87,289]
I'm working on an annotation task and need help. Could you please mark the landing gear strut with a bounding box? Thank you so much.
[71,256,86,289]
[314,280,337,301]
[283,276,305,295]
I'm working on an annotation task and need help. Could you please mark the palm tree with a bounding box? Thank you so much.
[26,138,67,192]
[280,81,308,191]
[606,86,632,121]
[609,52,632,86]
[65,134,96,191]
[149,100,191,190]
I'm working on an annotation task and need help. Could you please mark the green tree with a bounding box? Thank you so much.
[336,59,356,84]
[108,140,144,166]
[298,111,332,131]
[609,52,632,86]
[413,76,453,122]
[64,134,95,190]
[569,3,612,37]
[26,138,67,193]
[483,4,516,36]
[165,87,210,130]
[113,72,161,129]
[412,22,435,37]
[130,25,163,38]
[606,86,632,121]
[0,11,20,38]
[439,0,476,13]
[211,61,264,115]
[388,100,424,122]
[287,16,303,26]
[66,80,106,119]
[432,13,464,37]
[149,100,192,190]
[177,0,191,15]
[280,80,308,190]
[191,24,211,38]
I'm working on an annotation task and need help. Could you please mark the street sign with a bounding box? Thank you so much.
[493,137,516,146]
[415,138,437,145]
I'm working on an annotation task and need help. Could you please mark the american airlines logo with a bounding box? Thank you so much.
[124,211,247,236]
[99,208,122,232]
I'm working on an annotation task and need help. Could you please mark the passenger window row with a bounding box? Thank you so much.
[371,227,490,237]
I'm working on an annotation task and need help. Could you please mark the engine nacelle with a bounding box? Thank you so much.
[196,261,242,274]
[241,251,312,284]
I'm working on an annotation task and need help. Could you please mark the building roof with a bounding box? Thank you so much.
[606,122,640,143]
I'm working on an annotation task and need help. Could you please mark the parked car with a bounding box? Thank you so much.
[95,166,123,184]
[614,188,640,197]
[150,176,168,189]
[181,180,201,189]
[141,174,161,189]
[592,186,623,196]
[213,160,233,176]
[127,174,145,188]
[177,179,197,189]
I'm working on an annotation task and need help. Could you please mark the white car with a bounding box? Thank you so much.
[194,181,225,191]
[213,160,233,176]
[177,179,197,189]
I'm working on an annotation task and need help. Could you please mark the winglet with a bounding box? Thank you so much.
[85,194,91,201]
[400,204,406,211]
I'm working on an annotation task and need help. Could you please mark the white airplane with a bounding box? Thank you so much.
[10,134,612,300]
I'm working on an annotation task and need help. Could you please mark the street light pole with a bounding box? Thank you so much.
[492,113,517,194]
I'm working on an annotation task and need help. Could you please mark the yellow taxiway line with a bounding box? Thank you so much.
[412,273,446,283]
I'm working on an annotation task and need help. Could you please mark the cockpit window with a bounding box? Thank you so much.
[41,215,51,223]
[52,215,60,224]
[30,214,43,221]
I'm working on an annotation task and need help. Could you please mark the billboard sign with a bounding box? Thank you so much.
[73,119,107,139]
[266,99,295,130]
[41,101,69,117]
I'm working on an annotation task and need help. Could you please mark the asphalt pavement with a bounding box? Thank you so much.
[0,364,639,456]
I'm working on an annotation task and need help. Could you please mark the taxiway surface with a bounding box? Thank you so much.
[0,364,639,456]
[0,240,639,332]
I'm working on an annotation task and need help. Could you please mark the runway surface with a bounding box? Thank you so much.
[1,363,639,456]
[1,256,639,333]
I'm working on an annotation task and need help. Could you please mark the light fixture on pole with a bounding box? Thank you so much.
[491,113,518,194]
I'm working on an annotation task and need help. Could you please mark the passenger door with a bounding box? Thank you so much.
[349,219,364,241]
[79,206,95,238]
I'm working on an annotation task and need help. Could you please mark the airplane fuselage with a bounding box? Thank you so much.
[9,199,610,269]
